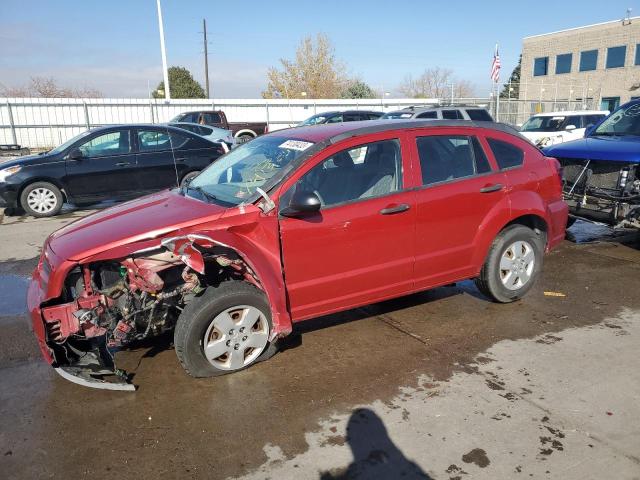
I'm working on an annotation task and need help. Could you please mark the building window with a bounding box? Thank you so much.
[600,97,620,112]
[555,53,572,74]
[579,50,598,71]
[533,57,548,76]
[606,46,626,68]
[636,44,640,65]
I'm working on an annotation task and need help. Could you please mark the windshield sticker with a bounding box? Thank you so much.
[625,104,640,117]
[279,140,314,151]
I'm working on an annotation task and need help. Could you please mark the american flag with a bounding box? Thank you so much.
[491,44,501,83]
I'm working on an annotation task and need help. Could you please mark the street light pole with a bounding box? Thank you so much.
[203,18,210,99]
[156,0,171,100]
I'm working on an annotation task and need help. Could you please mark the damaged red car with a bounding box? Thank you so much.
[27,120,568,390]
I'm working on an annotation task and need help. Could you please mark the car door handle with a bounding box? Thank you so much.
[115,162,131,167]
[175,157,187,162]
[480,183,503,193]
[380,203,410,215]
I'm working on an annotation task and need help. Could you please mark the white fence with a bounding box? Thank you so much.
[0,97,462,149]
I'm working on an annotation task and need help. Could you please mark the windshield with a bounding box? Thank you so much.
[593,103,640,137]
[47,130,94,155]
[381,111,414,120]
[521,116,566,132]
[188,136,315,205]
[298,114,329,126]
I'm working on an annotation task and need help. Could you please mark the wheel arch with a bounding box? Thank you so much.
[234,129,257,138]
[18,177,69,204]
[470,196,550,276]
[158,227,292,341]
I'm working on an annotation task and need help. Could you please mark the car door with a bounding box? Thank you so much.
[278,132,416,321]
[64,128,138,201]
[564,115,584,140]
[134,127,210,191]
[409,128,509,289]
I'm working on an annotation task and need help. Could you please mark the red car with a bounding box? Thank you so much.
[27,120,568,390]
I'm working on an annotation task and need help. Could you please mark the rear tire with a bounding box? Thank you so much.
[474,225,544,303]
[174,281,278,378]
[20,181,63,217]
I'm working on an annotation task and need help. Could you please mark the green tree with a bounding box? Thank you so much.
[153,66,205,99]
[341,80,377,99]
[262,33,349,99]
[500,55,521,98]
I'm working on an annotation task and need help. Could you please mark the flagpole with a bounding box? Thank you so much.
[495,43,500,122]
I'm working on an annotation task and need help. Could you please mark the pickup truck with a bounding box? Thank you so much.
[544,100,640,229]
[170,110,268,143]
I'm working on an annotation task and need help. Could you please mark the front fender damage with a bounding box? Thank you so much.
[40,230,290,391]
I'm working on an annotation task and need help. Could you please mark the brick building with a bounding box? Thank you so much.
[520,17,640,111]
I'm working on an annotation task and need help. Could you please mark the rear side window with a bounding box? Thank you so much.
[417,135,491,185]
[442,110,463,120]
[565,116,583,128]
[417,111,438,119]
[487,138,524,170]
[202,112,222,124]
[465,109,493,121]
[180,113,198,123]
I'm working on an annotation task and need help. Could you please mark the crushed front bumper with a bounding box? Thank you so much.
[27,262,136,391]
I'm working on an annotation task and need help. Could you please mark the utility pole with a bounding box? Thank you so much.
[203,18,210,98]
[156,0,171,100]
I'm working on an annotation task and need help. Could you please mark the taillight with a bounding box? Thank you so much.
[264,124,269,134]
[547,157,563,181]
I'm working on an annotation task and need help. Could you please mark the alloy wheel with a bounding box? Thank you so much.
[499,240,535,290]
[202,305,269,370]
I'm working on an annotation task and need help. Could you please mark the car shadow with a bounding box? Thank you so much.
[292,283,480,338]
[319,408,433,480]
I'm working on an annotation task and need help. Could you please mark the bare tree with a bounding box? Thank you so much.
[398,68,475,99]
[1,77,102,98]
[263,33,350,99]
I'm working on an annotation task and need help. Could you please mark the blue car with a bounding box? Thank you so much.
[543,100,640,228]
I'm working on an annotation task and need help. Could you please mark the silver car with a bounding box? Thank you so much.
[169,122,236,151]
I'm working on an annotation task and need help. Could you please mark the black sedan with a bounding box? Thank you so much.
[0,124,226,217]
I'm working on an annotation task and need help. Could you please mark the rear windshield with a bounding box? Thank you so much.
[382,111,414,119]
[521,116,566,132]
[465,109,493,121]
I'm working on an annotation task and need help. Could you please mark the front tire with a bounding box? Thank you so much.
[474,225,544,303]
[174,281,278,378]
[20,181,63,217]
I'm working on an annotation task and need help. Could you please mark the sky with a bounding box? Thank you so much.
[0,0,637,98]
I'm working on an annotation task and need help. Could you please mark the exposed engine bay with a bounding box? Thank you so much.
[40,235,262,391]
[560,158,640,228]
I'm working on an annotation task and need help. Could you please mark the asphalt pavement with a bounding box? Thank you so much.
[0,207,639,479]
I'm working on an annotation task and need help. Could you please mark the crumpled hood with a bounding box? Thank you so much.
[543,136,640,163]
[48,189,226,261]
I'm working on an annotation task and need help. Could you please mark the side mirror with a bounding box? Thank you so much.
[565,124,576,131]
[280,190,321,217]
[68,148,83,160]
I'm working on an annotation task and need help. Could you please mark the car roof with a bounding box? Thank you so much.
[86,124,199,135]
[531,110,609,117]
[386,105,489,115]
[169,121,229,131]
[270,119,519,143]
